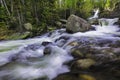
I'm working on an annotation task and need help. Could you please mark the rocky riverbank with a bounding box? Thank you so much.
[52,31,120,80]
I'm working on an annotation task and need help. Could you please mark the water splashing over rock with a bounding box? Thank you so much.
[0,16,120,80]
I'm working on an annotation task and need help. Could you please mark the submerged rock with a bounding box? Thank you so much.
[88,18,99,25]
[66,15,91,33]
[44,46,52,55]
[1,27,120,80]
[74,58,96,69]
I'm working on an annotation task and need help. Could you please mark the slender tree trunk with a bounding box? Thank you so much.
[17,9,23,32]
[2,0,11,16]
[21,0,26,23]
[14,0,23,32]
[0,0,4,7]
[31,0,39,25]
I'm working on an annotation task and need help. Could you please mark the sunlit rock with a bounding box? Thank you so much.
[75,58,96,69]
[66,15,91,33]
[79,74,96,80]
[24,23,33,31]
[71,49,84,58]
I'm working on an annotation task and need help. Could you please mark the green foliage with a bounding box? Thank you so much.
[0,0,120,40]
[79,0,94,18]
[0,0,59,38]
[0,6,6,20]
[55,0,120,19]
[6,32,30,40]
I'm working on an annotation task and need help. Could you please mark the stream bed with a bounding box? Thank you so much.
[0,18,120,80]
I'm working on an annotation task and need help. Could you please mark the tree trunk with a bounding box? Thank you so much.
[2,0,11,16]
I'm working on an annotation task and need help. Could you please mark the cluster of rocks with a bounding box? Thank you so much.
[50,12,120,79]
[53,35,120,80]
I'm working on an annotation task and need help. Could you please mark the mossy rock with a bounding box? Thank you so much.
[71,49,84,58]
[75,58,96,69]
[7,31,31,40]
[79,74,96,80]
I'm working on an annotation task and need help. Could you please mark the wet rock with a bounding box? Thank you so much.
[66,15,91,33]
[75,59,96,69]
[88,18,99,25]
[56,39,67,47]
[44,46,52,55]
[41,42,52,46]
[55,36,70,42]
[71,49,84,58]
[55,36,70,47]
[24,44,41,51]
[67,41,79,47]
[79,74,96,80]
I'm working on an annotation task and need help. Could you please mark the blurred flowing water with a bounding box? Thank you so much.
[0,17,120,80]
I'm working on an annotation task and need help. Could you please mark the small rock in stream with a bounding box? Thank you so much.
[44,46,52,55]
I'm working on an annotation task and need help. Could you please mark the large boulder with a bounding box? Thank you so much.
[66,15,91,33]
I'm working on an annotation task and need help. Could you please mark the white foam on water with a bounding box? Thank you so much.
[0,37,52,50]
[73,18,120,38]
[89,9,99,19]
[0,29,73,80]
[0,17,120,80]
[0,46,73,80]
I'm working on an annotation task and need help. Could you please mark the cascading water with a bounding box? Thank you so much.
[0,12,120,80]
[95,18,119,32]
[88,9,99,19]
[0,29,73,80]
[73,18,120,38]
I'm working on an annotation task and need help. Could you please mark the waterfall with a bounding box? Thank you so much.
[94,18,119,33]
[93,9,99,18]
[99,18,119,26]
[89,9,99,20]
